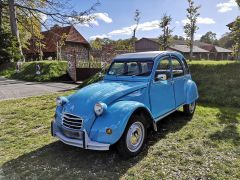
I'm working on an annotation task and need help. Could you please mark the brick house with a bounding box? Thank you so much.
[25,25,90,61]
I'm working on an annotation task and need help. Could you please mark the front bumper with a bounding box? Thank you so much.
[51,121,110,151]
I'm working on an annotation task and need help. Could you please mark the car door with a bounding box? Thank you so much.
[150,56,175,119]
[171,56,186,107]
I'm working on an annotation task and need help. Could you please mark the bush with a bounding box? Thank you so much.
[0,61,69,82]
[79,61,240,108]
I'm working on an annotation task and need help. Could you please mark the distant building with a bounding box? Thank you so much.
[25,25,90,61]
[135,38,233,60]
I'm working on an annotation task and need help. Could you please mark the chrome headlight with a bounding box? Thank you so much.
[56,96,68,106]
[94,102,107,116]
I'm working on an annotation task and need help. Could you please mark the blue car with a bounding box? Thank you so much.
[51,51,199,158]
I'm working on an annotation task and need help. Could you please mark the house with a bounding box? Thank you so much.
[135,38,233,60]
[25,25,90,61]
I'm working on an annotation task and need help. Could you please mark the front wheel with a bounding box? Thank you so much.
[116,115,147,158]
[183,101,196,116]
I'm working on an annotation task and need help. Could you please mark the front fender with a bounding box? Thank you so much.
[89,101,152,145]
[185,79,199,104]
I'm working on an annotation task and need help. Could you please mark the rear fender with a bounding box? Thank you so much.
[185,79,199,104]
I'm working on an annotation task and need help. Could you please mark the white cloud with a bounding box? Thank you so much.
[181,17,216,25]
[217,0,237,13]
[71,12,112,27]
[94,13,113,23]
[38,13,47,23]
[90,34,110,40]
[108,20,161,36]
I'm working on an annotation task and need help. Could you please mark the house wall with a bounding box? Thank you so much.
[135,39,160,52]
[62,42,89,62]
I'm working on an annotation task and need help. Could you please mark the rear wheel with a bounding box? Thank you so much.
[116,114,147,158]
[183,101,196,116]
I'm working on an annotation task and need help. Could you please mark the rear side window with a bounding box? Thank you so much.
[182,58,190,74]
[171,58,184,78]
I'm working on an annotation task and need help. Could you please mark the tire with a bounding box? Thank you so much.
[183,101,196,116]
[116,114,147,158]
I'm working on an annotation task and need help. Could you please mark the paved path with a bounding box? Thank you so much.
[0,77,79,100]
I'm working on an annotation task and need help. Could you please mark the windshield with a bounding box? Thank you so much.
[107,60,154,76]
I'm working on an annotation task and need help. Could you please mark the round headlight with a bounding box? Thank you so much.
[56,96,62,106]
[56,96,68,106]
[94,102,106,116]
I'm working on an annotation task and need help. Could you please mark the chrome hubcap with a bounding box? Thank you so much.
[189,101,196,113]
[126,122,145,152]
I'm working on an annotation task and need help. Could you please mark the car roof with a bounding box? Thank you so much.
[114,51,183,61]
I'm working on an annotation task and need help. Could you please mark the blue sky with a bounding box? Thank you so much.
[69,0,239,41]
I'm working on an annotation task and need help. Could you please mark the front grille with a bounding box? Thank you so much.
[62,113,83,130]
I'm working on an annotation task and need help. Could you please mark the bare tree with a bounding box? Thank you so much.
[184,0,200,61]
[159,14,173,50]
[132,9,140,46]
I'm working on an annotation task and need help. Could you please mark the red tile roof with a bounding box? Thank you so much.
[26,25,90,53]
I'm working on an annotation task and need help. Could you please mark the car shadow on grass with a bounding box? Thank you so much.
[1,111,192,179]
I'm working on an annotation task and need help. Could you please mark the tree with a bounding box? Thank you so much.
[236,0,240,7]
[183,0,200,61]
[172,35,185,41]
[0,29,21,63]
[231,17,240,60]
[132,9,140,45]
[200,31,218,45]
[1,0,100,62]
[159,14,172,50]
[218,33,234,49]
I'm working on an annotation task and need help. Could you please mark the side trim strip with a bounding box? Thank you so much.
[154,104,184,122]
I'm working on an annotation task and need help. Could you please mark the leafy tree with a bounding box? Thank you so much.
[231,17,240,60]
[183,0,200,61]
[218,33,234,49]
[90,38,134,51]
[0,29,22,63]
[200,31,218,45]
[1,0,100,62]
[236,0,240,7]
[172,35,185,41]
[159,14,172,50]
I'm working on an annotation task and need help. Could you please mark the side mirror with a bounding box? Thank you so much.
[155,74,167,81]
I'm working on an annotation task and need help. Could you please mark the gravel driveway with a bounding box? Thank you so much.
[0,77,79,100]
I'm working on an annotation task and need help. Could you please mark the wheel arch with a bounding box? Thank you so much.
[89,101,154,145]
[185,79,199,104]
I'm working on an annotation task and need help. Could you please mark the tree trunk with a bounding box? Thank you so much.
[8,0,25,61]
[0,0,3,29]
[189,31,194,61]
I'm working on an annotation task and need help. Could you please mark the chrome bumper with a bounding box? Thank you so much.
[51,121,110,151]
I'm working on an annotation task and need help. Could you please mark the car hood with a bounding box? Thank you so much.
[62,80,148,132]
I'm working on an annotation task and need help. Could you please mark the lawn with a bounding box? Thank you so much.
[0,60,240,179]
[0,93,239,179]
[0,61,69,82]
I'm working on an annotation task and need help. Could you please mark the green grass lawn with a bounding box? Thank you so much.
[0,61,69,82]
[0,92,239,179]
[0,60,240,179]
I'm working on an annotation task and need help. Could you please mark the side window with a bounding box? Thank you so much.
[155,57,171,81]
[172,58,184,78]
